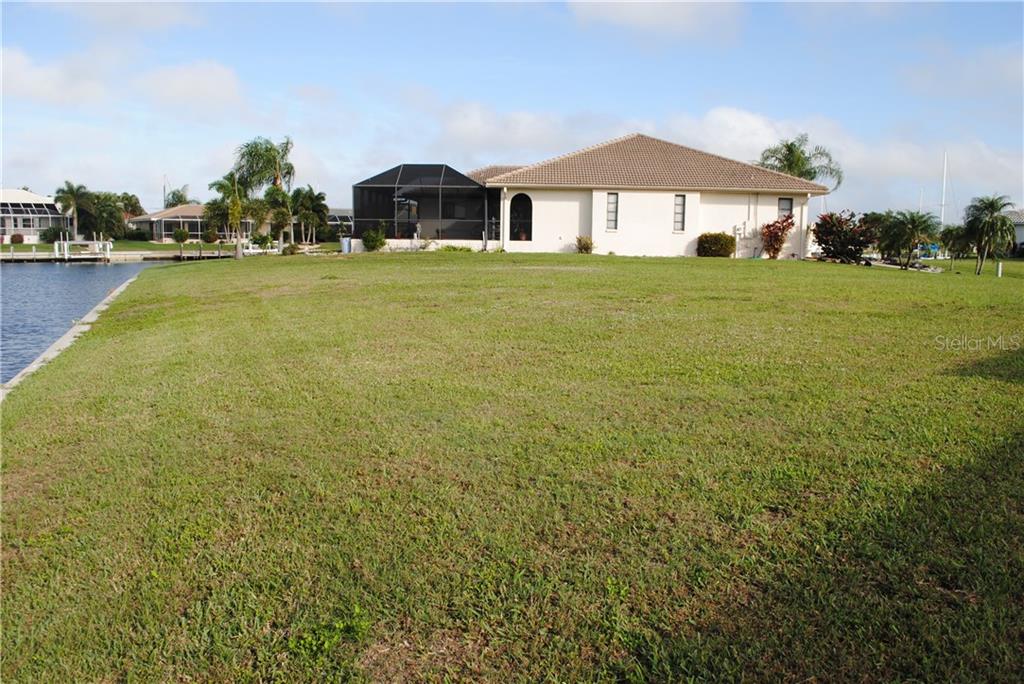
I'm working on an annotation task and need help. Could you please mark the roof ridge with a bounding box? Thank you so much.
[487,132,642,184]
[632,133,829,191]
[467,163,524,174]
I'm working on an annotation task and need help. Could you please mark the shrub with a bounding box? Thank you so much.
[812,210,877,262]
[124,229,150,241]
[201,227,220,244]
[281,242,300,256]
[575,236,593,254]
[39,225,64,243]
[10,233,25,244]
[172,227,189,244]
[760,214,795,259]
[250,233,273,249]
[362,224,386,252]
[696,232,735,257]
[438,245,472,252]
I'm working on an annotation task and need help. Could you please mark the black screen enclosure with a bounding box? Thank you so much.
[353,164,500,241]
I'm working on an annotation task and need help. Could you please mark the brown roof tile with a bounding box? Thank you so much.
[466,165,525,184]
[130,203,206,221]
[487,133,829,194]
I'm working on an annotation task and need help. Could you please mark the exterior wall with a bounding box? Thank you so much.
[701,192,812,258]
[501,189,592,253]
[348,238,491,253]
[501,188,814,258]
[591,190,700,256]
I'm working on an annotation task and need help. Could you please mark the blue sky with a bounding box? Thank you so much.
[3,2,1021,218]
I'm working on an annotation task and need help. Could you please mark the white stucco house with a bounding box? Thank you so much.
[0,188,71,244]
[352,133,829,257]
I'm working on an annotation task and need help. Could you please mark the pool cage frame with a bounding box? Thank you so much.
[353,164,500,242]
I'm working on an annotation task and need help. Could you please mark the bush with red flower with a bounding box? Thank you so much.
[760,214,795,259]
[812,210,878,262]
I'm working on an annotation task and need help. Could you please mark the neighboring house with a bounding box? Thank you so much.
[351,133,829,256]
[128,204,255,242]
[0,188,70,244]
[1006,209,1024,252]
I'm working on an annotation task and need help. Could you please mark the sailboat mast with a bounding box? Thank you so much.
[939,152,947,225]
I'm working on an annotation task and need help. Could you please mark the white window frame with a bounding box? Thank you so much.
[606,192,618,232]
[673,194,686,232]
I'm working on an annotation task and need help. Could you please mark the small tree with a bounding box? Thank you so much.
[229,190,243,260]
[938,225,971,271]
[760,214,795,259]
[878,211,938,269]
[963,195,1015,275]
[812,210,877,262]
[362,222,387,252]
[172,226,188,257]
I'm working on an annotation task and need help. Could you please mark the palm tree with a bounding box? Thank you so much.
[208,171,243,200]
[963,195,1015,275]
[290,185,329,244]
[938,225,971,272]
[233,136,295,194]
[243,197,270,245]
[264,185,292,244]
[879,210,939,269]
[756,133,843,189]
[54,181,93,240]
[229,188,243,260]
[164,185,194,208]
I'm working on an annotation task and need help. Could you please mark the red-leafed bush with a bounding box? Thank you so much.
[10,233,25,244]
[812,210,877,262]
[760,214,795,259]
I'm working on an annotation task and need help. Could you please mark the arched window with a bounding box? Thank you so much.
[510,193,532,241]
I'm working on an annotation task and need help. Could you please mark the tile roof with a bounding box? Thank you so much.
[1004,209,1024,224]
[129,203,206,221]
[466,165,525,184]
[486,133,829,194]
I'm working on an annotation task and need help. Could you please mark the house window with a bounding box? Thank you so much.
[673,195,685,232]
[606,192,618,231]
[778,197,794,219]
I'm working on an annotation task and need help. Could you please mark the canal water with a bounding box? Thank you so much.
[1,262,156,383]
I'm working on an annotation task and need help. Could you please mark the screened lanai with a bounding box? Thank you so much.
[353,164,500,241]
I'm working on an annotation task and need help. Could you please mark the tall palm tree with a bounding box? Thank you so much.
[879,210,939,269]
[208,171,244,200]
[290,185,329,244]
[756,133,843,189]
[54,181,93,240]
[963,195,1015,275]
[233,136,294,194]
[164,185,194,208]
[229,187,243,260]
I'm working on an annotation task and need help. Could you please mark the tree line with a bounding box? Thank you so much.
[203,136,331,259]
[811,196,1016,275]
[50,182,146,241]
[756,134,1017,274]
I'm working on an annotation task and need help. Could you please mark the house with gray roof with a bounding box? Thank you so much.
[352,133,829,257]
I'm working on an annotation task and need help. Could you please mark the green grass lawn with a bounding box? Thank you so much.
[3,253,1022,681]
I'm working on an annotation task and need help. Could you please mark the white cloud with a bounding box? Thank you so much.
[662,107,1023,216]
[568,1,744,40]
[899,43,1023,123]
[55,2,201,32]
[0,47,110,105]
[135,60,245,113]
